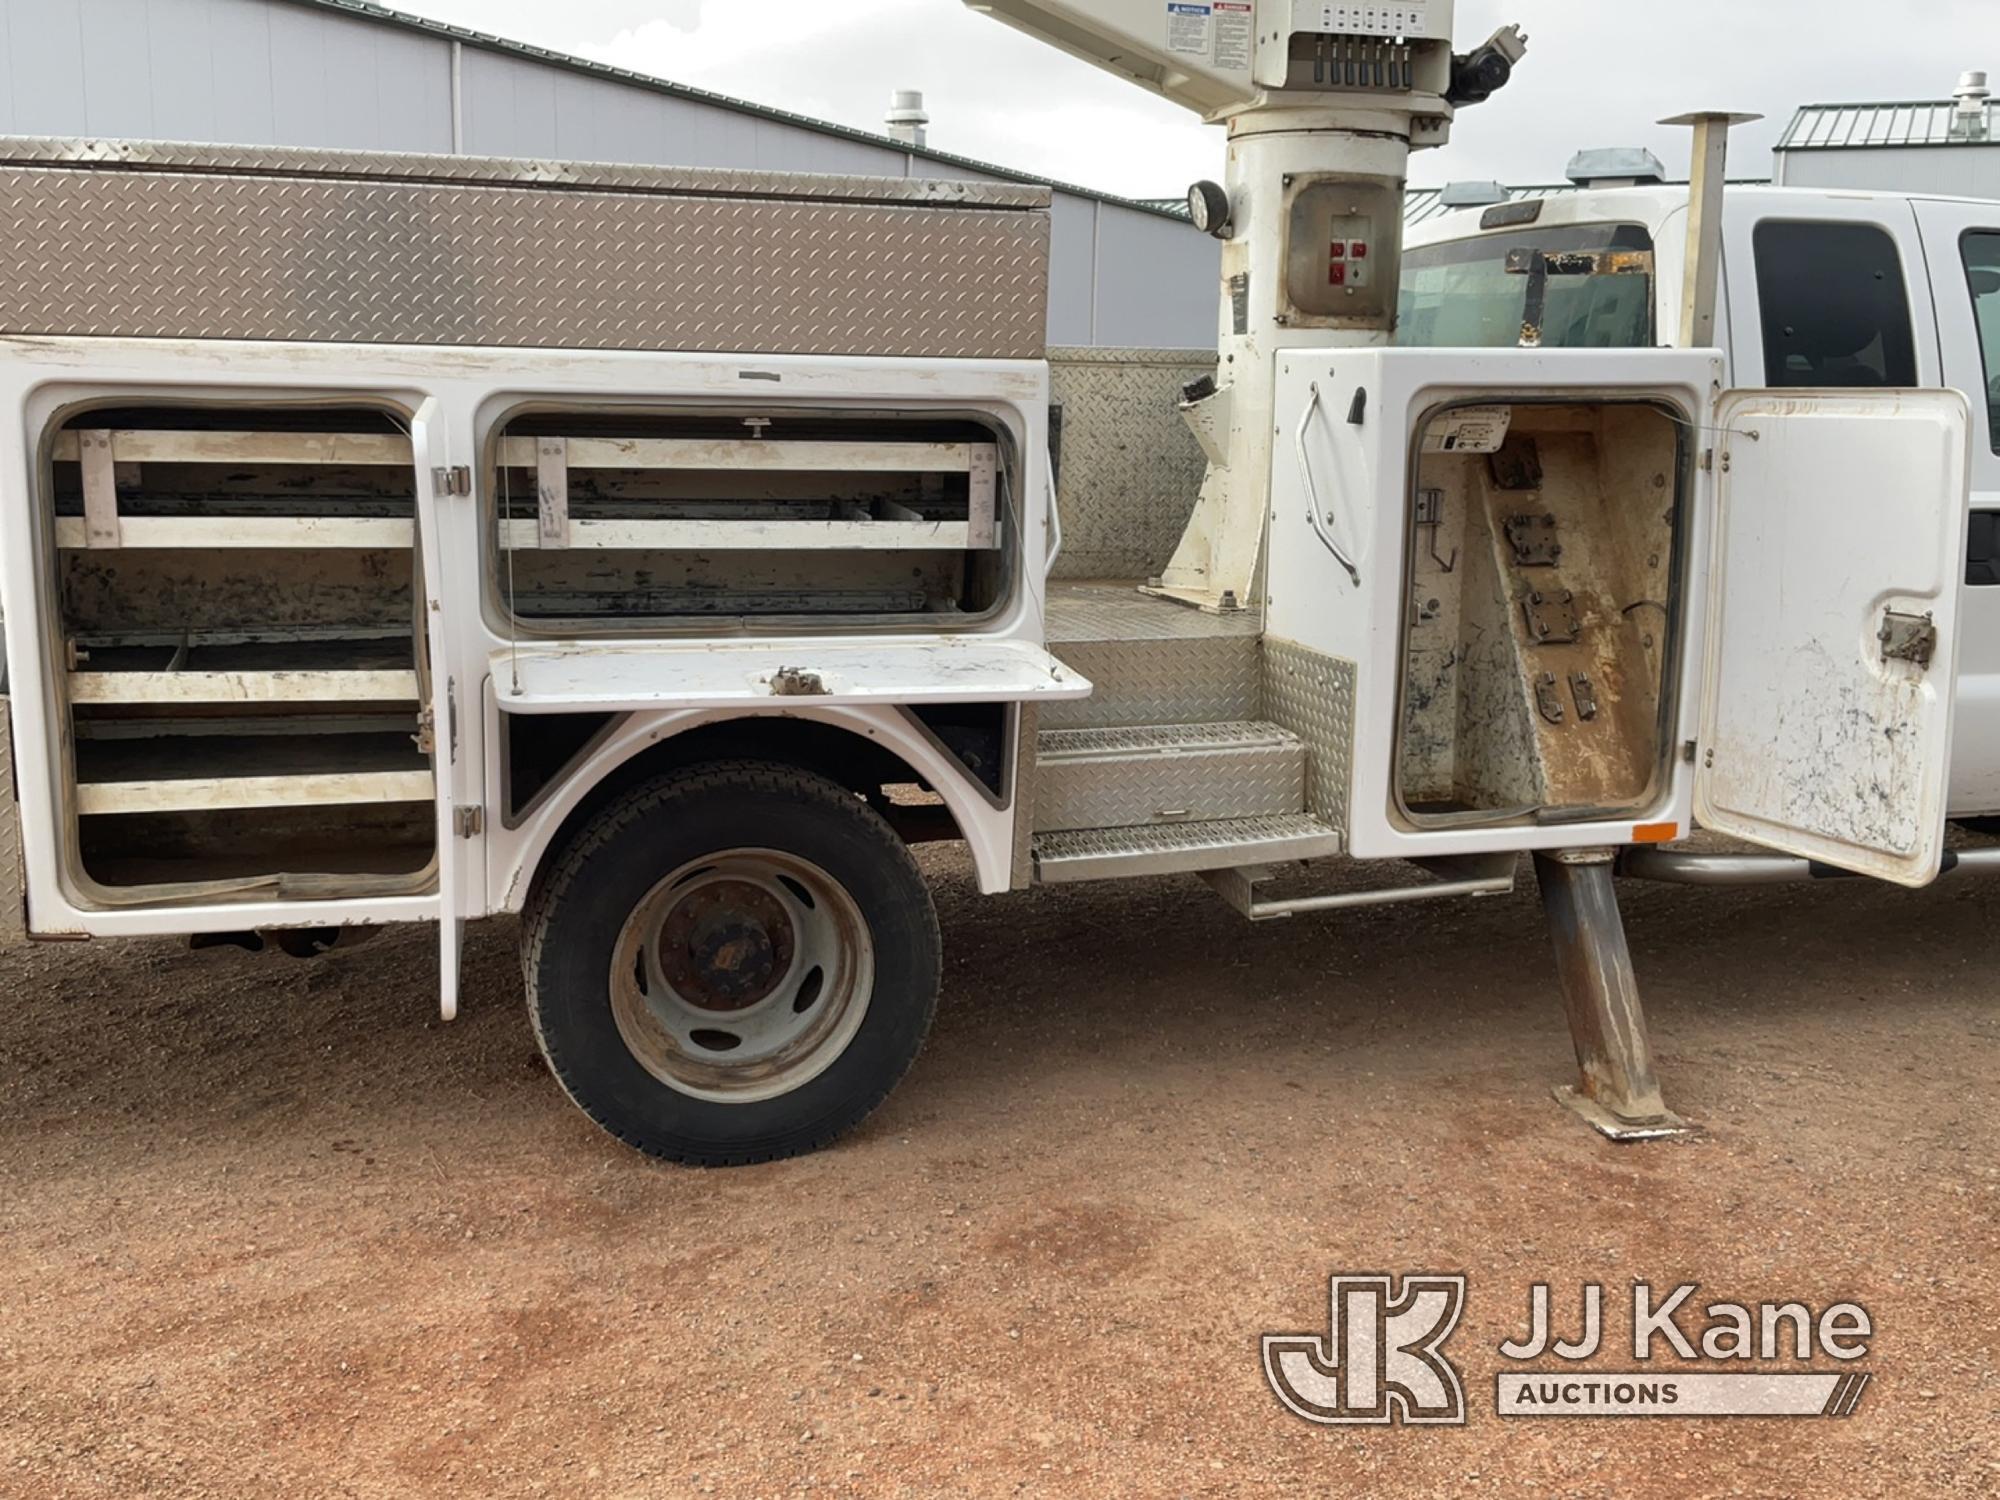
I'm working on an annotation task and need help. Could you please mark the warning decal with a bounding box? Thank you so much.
[1213,2,1253,70]
[1166,2,1212,57]
[1421,406,1514,455]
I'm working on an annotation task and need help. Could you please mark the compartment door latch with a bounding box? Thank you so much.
[431,465,472,497]
[1878,610,1938,670]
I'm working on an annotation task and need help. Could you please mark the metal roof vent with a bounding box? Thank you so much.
[886,89,930,148]
[1564,147,1668,188]
[1952,70,1991,141]
[1440,180,1509,207]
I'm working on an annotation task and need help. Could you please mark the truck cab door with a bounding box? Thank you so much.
[1695,390,1971,885]
[1912,198,2000,814]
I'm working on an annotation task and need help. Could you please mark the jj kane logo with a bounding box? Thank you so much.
[1265,1276,1873,1426]
[1263,1274,1468,1426]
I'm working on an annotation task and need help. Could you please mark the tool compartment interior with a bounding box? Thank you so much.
[1396,400,1688,825]
[486,410,1013,627]
[46,405,436,904]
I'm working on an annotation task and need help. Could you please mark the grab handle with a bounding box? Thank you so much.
[1295,382,1360,588]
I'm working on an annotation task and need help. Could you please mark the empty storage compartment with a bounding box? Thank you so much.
[1396,400,1688,825]
[46,405,437,902]
[485,409,1011,627]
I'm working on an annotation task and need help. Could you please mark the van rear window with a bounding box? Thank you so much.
[1752,221,1917,388]
[1397,224,1655,349]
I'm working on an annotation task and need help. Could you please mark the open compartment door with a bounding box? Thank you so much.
[410,403,463,1018]
[1696,391,1971,886]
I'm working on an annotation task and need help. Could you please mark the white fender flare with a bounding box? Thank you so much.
[493,702,1015,909]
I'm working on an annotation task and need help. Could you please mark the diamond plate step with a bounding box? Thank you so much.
[1032,814,1344,885]
[1033,720,1305,834]
[1043,582,1260,731]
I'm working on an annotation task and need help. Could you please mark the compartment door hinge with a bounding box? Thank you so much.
[453,805,485,838]
[432,465,472,497]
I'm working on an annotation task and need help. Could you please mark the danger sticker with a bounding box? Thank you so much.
[1166,2,1212,57]
[1213,1,1253,70]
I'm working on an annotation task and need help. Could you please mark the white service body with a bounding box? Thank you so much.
[0,337,1078,1012]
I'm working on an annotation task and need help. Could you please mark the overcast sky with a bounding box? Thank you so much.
[401,0,1993,195]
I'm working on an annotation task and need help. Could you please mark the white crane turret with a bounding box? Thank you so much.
[964,0,1524,611]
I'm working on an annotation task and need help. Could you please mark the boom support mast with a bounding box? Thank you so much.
[965,0,1522,611]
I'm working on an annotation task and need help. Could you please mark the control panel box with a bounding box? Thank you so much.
[1282,176,1403,325]
[1289,1,1453,41]
[964,0,1457,114]
[1255,0,1460,93]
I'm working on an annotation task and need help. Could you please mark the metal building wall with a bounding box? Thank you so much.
[0,0,1216,349]
[1774,145,2000,198]
[0,0,453,150]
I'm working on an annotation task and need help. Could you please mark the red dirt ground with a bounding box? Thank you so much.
[2,848,1995,1496]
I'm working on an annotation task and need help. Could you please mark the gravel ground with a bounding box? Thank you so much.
[1,847,1995,1497]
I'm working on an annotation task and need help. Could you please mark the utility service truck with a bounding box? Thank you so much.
[0,0,1978,1163]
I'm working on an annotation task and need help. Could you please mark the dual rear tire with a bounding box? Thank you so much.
[522,761,941,1165]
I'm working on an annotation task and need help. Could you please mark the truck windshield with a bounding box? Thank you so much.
[1397,224,1656,349]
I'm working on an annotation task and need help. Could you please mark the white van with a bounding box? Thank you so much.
[1403,187,2000,817]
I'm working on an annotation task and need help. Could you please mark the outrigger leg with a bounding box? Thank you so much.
[1532,849,1695,1141]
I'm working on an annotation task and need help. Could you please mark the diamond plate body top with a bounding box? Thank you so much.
[0,137,1051,360]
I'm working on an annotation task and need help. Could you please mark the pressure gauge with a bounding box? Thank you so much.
[1187,180,1232,239]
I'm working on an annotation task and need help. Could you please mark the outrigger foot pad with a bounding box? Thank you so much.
[1553,1085,1695,1143]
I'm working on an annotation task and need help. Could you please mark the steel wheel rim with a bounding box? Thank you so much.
[609,849,874,1103]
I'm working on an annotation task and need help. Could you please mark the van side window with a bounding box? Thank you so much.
[1753,221,1917,388]
[1964,231,2000,456]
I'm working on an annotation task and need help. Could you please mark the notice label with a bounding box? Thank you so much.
[1166,2,1212,57]
[1213,1,1253,70]
[1422,406,1513,455]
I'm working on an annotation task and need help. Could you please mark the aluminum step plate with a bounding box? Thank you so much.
[1033,814,1343,884]
[1036,720,1294,756]
[1040,636,1260,730]
[1042,581,1263,731]
[1033,720,1305,834]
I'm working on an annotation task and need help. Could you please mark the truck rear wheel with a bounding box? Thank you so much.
[523,761,941,1164]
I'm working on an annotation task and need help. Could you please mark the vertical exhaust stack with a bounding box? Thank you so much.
[1661,111,1762,350]
[886,90,930,148]
[1953,70,1991,142]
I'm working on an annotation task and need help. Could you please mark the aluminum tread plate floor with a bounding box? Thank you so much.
[1046,581,1262,643]
[1032,814,1343,884]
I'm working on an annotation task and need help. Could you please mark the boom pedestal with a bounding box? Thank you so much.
[1532,849,1695,1141]
[1151,108,1414,613]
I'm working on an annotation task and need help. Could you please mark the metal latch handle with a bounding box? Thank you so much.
[1295,383,1361,589]
[1878,609,1938,669]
